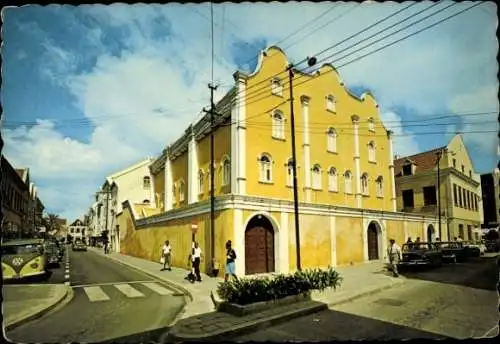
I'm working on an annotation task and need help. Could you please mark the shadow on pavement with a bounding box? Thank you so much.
[100,326,171,343]
[230,306,449,341]
[397,256,499,291]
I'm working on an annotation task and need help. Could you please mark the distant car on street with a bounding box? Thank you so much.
[434,241,469,263]
[44,245,61,268]
[1,239,48,281]
[72,240,87,252]
[463,241,485,257]
[398,242,443,270]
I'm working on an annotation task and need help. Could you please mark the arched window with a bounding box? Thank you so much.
[222,158,231,186]
[172,185,176,203]
[259,154,273,182]
[272,111,285,139]
[198,170,204,194]
[286,158,294,187]
[143,176,151,189]
[361,173,369,195]
[328,167,338,192]
[344,170,352,194]
[143,199,150,204]
[327,127,337,153]
[179,181,185,202]
[368,118,375,132]
[271,78,283,96]
[312,164,322,189]
[376,176,384,197]
[368,141,376,162]
[326,95,336,112]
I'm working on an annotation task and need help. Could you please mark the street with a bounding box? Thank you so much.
[231,256,499,341]
[5,246,186,343]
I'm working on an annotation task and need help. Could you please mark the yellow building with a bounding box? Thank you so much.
[395,134,483,242]
[119,46,442,276]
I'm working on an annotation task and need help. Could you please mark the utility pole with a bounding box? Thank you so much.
[287,64,302,271]
[203,82,218,276]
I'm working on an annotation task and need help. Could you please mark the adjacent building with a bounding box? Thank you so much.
[118,46,442,277]
[395,134,483,242]
[68,218,87,242]
[480,168,500,229]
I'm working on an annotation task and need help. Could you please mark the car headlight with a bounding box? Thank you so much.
[30,263,39,269]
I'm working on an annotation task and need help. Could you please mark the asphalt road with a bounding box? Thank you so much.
[232,256,499,341]
[5,247,186,343]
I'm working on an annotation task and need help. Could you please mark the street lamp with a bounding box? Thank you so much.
[287,56,317,272]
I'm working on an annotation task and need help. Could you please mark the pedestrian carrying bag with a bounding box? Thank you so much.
[160,256,165,264]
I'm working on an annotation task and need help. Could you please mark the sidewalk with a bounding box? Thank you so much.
[89,248,405,341]
[3,284,72,331]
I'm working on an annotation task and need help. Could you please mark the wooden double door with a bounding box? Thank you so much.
[245,224,275,275]
[367,224,379,260]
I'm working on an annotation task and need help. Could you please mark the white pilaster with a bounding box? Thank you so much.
[232,72,247,195]
[231,102,239,194]
[301,96,312,203]
[149,170,156,208]
[362,218,368,262]
[188,129,198,204]
[387,130,397,211]
[279,211,289,273]
[165,155,173,211]
[329,215,337,267]
[233,209,245,276]
[352,115,362,208]
[381,219,388,259]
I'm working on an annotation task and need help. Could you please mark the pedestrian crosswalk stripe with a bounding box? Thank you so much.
[114,283,145,298]
[141,282,174,296]
[83,286,110,302]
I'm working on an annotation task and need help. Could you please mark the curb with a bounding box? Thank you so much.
[167,301,328,342]
[5,285,73,332]
[87,249,194,301]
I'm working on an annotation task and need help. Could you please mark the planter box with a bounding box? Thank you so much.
[219,292,312,317]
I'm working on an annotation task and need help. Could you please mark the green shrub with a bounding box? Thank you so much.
[216,266,342,305]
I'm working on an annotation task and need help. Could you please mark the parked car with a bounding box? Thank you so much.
[484,229,500,252]
[72,240,87,252]
[463,241,485,257]
[398,242,443,270]
[435,241,468,263]
[44,245,61,268]
[46,238,64,261]
[1,239,48,281]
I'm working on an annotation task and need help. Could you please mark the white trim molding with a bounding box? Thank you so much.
[279,211,289,273]
[387,130,397,211]
[233,73,247,195]
[233,209,245,277]
[165,155,173,211]
[301,96,312,203]
[188,129,198,204]
[352,115,362,208]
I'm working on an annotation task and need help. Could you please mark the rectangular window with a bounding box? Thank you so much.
[469,170,472,178]
[474,195,478,211]
[402,189,414,208]
[462,188,467,209]
[458,186,463,207]
[453,159,456,168]
[467,191,471,210]
[402,164,412,176]
[461,165,465,173]
[423,186,437,206]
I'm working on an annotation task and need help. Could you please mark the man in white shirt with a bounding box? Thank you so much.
[161,240,172,271]
[192,242,202,282]
[387,239,402,277]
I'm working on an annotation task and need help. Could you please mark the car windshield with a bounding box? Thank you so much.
[1,244,43,255]
[402,243,432,251]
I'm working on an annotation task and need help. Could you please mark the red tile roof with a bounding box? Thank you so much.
[394,146,446,177]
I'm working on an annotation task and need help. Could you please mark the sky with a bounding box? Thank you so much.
[2,2,498,221]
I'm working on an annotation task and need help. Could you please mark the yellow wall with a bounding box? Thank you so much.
[335,216,364,266]
[152,169,165,209]
[119,205,234,275]
[243,46,393,210]
[386,220,406,247]
[196,124,232,201]
[407,221,424,242]
[171,153,188,208]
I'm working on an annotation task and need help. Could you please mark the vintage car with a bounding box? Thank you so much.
[435,241,469,263]
[398,242,443,269]
[463,241,485,257]
[1,239,48,281]
[72,239,87,252]
[45,239,64,262]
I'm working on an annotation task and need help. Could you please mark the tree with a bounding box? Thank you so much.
[46,213,61,232]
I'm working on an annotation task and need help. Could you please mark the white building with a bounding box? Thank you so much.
[94,158,155,252]
[68,219,87,242]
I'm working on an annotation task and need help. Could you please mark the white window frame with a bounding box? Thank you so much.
[326,95,336,112]
[328,167,338,192]
[222,159,231,186]
[286,159,293,187]
[143,176,151,189]
[376,176,384,197]
[259,154,273,183]
[368,141,376,162]
[312,164,322,190]
[361,173,369,195]
[179,181,185,202]
[198,170,204,194]
[271,78,283,96]
[368,118,375,132]
[344,171,352,194]
[327,128,337,153]
[272,111,285,139]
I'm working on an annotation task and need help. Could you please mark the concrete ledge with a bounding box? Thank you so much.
[167,301,328,342]
[4,285,73,332]
[219,292,312,316]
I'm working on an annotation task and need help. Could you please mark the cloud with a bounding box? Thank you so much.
[380,111,420,157]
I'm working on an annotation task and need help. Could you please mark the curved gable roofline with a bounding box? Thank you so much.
[241,45,290,79]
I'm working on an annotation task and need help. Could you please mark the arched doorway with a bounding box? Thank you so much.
[245,215,275,275]
[367,221,380,260]
[427,225,435,242]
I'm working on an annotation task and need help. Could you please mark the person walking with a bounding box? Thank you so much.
[224,240,238,282]
[103,237,109,254]
[192,242,202,282]
[161,240,172,271]
[387,239,402,277]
